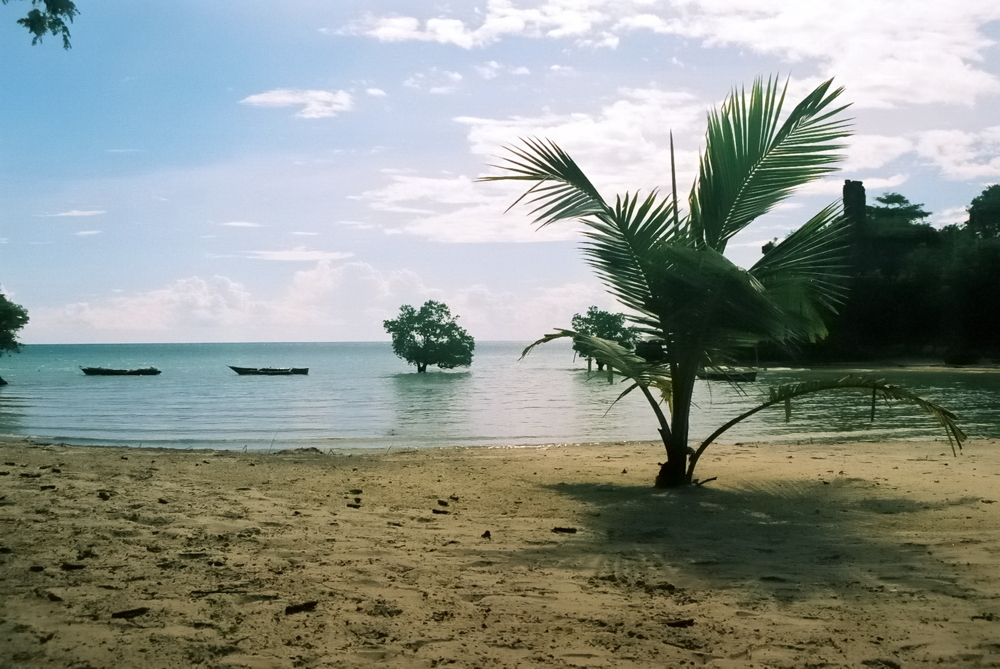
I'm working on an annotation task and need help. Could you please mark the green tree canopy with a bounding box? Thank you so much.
[3,0,77,48]
[867,192,931,226]
[570,306,639,371]
[0,293,29,354]
[383,300,474,373]
[968,184,1000,240]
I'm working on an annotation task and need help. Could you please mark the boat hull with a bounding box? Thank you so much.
[81,367,161,376]
[228,366,308,376]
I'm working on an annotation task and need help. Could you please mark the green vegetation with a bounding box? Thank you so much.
[3,0,78,48]
[0,293,29,355]
[769,185,1000,363]
[570,306,639,372]
[383,300,474,373]
[485,77,964,487]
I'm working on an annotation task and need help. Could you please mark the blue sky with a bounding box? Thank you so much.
[2,0,999,344]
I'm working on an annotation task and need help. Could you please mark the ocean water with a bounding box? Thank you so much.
[0,341,997,451]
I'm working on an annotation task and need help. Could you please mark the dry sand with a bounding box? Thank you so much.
[2,437,999,668]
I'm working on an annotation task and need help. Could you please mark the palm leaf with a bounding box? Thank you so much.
[689,375,966,478]
[485,139,682,331]
[479,138,610,226]
[523,329,674,432]
[751,202,851,342]
[690,77,851,250]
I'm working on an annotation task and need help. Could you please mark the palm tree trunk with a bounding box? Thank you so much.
[655,367,697,488]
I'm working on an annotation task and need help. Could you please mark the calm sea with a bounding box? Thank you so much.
[0,342,997,451]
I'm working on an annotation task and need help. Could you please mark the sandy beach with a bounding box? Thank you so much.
[2,437,999,668]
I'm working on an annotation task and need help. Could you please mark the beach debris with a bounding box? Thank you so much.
[622,468,627,474]
[35,588,63,602]
[111,607,149,620]
[972,613,998,621]
[346,503,361,509]
[98,491,112,500]
[552,527,578,534]
[432,509,450,515]
[20,472,41,478]
[481,530,491,540]
[29,565,44,572]
[354,497,362,504]
[60,563,86,571]
[0,546,10,554]
[0,471,8,476]
[366,597,402,617]
[285,600,317,615]
[76,547,97,560]
[40,485,56,490]
[437,499,449,507]
[121,456,128,460]
[158,498,168,504]
[349,488,363,494]
[449,495,459,501]
[861,660,901,669]
[982,499,997,504]
[665,618,695,628]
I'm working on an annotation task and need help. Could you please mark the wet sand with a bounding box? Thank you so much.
[2,437,999,668]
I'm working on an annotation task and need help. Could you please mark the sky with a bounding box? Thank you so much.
[2,0,999,344]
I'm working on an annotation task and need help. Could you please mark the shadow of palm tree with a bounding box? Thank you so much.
[542,478,979,602]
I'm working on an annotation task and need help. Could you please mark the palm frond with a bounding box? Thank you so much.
[750,202,851,342]
[522,329,674,429]
[478,138,610,227]
[689,375,966,478]
[486,138,683,330]
[579,190,684,327]
[690,77,851,250]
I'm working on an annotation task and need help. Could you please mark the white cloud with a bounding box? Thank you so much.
[33,276,257,337]
[931,206,968,228]
[799,174,909,197]
[46,210,105,217]
[26,260,605,342]
[240,89,354,119]
[355,1,611,48]
[358,85,711,243]
[460,86,706,194]
[292,231,319,236]
[843,135,915,171]
[354,1,1000,108]
[366,87,387,97]
[476,61,502,79]
[222,221,264,228]
[404,68,463,94]
[633,1,1000,108]
[75,230,101,236]
[914,126,1000,180]
[473,61,530,80]
[247,247,354,262]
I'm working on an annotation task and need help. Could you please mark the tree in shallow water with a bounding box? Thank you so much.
[571,306,639,372]
[383,301,474,373]
[483,76,964,487]
[0,292,28,355]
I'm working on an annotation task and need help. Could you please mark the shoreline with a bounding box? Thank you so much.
[2,438,999,667]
